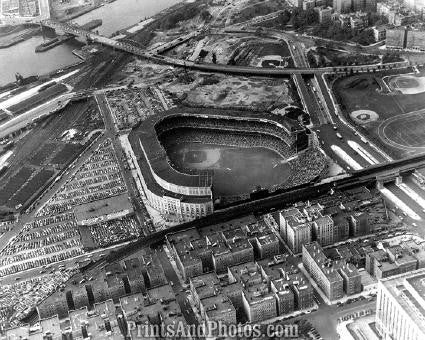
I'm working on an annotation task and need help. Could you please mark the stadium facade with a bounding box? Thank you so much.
[128,108,313,222]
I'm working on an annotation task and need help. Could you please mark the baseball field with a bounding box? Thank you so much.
[166,142,291,198]
[334,72,425,157]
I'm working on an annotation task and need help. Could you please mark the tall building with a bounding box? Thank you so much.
[303,242,362,301]
[174,242,203,281]
[386,28,407,49]
[376,269,425,340]
[302,242,344,301]
[200,295,237,327]
[338,263,362,295]
[303,0,316,10]
[280,204,339,252]
[313,215,335,246]
[315,6,333,22]
[279,208,312,253]
[372,26,387,42]
[271,279,295,315]
[352,0,363,12]
[364,0,377,12]
[287,223,312,254]
[349,212,371,236]
[333,0,352,13]
[406,30,425,51]
[242,286,277,322]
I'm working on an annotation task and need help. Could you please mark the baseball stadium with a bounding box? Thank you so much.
[128,107,323,222]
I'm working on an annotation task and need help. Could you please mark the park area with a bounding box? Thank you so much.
[333,72,425,158]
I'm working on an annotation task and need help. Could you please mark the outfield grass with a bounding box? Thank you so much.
[167,142,291,197]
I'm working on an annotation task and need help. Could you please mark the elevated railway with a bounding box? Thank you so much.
[84,153,425,271]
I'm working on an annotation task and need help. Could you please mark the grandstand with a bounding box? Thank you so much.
[128,108,313,222]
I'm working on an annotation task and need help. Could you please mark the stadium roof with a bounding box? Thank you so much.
[128,128,211,202]
[128,107,303,198]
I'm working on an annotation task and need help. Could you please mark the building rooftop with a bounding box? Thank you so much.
[229,237,253,253]
[303,242,343,283]
[175,242,203,266]
[73,194,133,225]
[200,294,235,319]
[147,284,175,303]
[105,275,124,289]
[272,278,295,295]
[380,268,425,334]
[229,262,262,285]
[257,233,279,246]
[120,292,145,319]
[337,262,360,278]
[286,215,312,230]
[244,220,273,237]
[244,283,275,304]
[93,299,116,317]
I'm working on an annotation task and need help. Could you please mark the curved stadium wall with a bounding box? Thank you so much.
[129,108,311,222]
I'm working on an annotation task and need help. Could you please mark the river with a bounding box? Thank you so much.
[0,0,181,86]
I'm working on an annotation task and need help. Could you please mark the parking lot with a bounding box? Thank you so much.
[106,86,171,130]
[37,139,127,217]
[0,267,78,328]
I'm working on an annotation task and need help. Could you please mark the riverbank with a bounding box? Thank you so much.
[0,26,40,49]
[0,0,190,86]
[51,0,117,22]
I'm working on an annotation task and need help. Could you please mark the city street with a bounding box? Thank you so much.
[95,94,152,235]
[157,250,200,332]
[288,298,376,340]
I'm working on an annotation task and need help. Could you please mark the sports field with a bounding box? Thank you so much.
[387,75,425,95]
[378,110,425,151]
[334,73,425,157]
[166,142,291,197]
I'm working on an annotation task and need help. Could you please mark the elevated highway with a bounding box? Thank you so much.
[41,20,410,77]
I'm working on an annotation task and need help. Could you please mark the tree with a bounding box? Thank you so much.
[351,29,375,46]
[277,10,291,28]
[200,10,212,22]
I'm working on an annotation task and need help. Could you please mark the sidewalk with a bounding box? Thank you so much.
[336,320,355,340]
